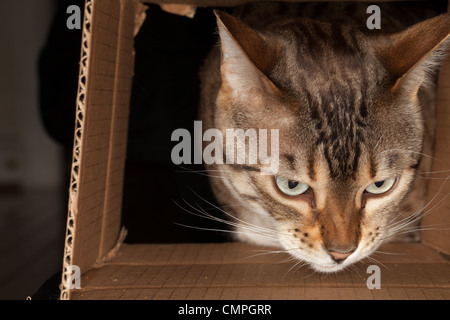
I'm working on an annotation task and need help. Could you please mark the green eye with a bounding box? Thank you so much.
[275,176,309,196]
[365,178,396,194]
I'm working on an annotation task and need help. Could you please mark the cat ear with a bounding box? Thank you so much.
[374,13,450,94]
[214,10,281,102]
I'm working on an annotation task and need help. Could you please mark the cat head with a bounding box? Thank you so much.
[213,10,450,272]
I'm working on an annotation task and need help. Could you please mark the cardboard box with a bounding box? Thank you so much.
[60,0,450,300]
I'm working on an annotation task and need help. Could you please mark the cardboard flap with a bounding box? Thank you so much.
[422,54,450,256]
[160,4,196,18]
[60,0,147,301]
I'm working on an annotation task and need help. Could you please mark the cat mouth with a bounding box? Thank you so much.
[311,263,349,273]
[286,251,358,273]
[310,255,359,273]
[307,244,377,273]
[286,243,370,273]
[308,256,358,273]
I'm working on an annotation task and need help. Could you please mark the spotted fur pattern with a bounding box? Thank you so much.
[199,2,450,272]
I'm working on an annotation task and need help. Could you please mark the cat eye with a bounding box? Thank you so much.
[275,176,310,196]
[365,177,396,195]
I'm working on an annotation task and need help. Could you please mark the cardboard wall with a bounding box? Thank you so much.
[60,0,147,300]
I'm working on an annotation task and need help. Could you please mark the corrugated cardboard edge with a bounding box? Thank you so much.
[60,0,147,301]
[59,0,93,301]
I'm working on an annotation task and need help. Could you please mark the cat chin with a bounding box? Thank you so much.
[279,238,380,274]
[285,250,351,273]
[300,254,361,273]
[238,232,382,273]
[309,263,349,274]
[308,243,381,273]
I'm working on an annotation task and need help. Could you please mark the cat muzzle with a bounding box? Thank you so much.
[327,250,355,264]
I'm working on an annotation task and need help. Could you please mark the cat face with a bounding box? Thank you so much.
[203,10,449,272]
[214,88,423,272]
[237,121,421,273]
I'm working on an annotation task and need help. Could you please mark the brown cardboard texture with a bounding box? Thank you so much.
[60,0,450,300]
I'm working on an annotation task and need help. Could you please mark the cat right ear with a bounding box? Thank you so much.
[374,13,450,95]
[214,10,281,103]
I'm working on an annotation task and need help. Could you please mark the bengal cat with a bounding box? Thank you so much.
[198,2,450,272]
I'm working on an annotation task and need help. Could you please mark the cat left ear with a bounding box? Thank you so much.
[214,10,281,102]
[374,13,450,94]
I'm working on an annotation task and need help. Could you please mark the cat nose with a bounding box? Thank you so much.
[327,250,354,263]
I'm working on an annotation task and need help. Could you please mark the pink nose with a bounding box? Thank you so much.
[328,250,353,263]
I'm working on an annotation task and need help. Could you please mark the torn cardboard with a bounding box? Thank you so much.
[160,4,196,18]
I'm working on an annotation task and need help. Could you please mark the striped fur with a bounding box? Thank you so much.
[199,2,449,273]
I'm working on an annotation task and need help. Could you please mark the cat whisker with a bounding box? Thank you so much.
[174,165,232,180]
[187,190,291,237]
[347,263,362,278]
[378,148,437,161]
[283,259,308,280]
[175,218,281,244]
[384,215,449,242]
[372,250,407,256]
[384,225,450,240]
[240,248,293,261]
[389,177,449,227]
[174,198,282,243]
[416,176,450,180]
[242,249,303,275]
[303,267,320,279]
[386,174,450,239]
[388,211,423,233]
[417,167,450,180]
[387,188,449,237]
[364,255,390,272]
[387,206,413,228]
[174,222,279,243]
[418,168,450,175]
